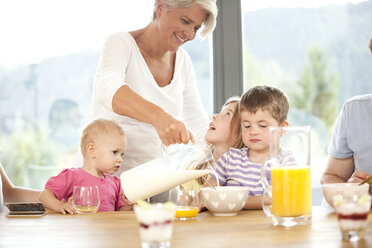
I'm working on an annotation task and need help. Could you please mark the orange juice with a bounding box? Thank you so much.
[271,166,311,217]
[175,206,199,219]
[74,205,99,214]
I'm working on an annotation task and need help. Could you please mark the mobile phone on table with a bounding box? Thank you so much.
[5,202,46,217]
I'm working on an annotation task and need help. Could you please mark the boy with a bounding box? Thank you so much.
[40,119,133,214]
[211,85,289,209]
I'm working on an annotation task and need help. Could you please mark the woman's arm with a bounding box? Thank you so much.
[1,162,40,203]
[112,85,193,146]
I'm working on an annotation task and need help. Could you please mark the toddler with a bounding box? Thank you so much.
[210,85,289,209]
[40,119,133,214]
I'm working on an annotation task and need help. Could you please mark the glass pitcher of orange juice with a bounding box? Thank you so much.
[262,126,312,227]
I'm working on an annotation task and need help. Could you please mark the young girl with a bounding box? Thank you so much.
[191,96,245,186]
[180,97,245,208]
[39,119,133,214]
[205,96,245,160]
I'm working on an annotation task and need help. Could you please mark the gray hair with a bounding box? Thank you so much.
[153,0,217,38]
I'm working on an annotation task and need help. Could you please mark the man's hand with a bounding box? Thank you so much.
[347,170,370,184]
[348,171,372,193]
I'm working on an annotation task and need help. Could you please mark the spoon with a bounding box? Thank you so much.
[202,176,217,190]
[358,175,372,186]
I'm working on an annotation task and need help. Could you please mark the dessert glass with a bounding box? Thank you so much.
[134,202,176,248]
[333,194,371,241]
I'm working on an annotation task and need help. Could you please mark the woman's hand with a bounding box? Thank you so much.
[153,113,195,146]
[112,85,195,146]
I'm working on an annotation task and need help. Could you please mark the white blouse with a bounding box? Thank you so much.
[91,32,209,174]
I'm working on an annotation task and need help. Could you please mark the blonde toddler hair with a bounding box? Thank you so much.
[80,119,126,155]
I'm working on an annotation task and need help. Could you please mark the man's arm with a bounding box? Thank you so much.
[320,156,354,184]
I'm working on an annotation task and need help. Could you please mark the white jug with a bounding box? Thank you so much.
[121,142,214,202]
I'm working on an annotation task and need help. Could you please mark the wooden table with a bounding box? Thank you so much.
[1,207,371,247]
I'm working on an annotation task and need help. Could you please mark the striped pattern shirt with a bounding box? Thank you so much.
[212,148,295,196]
[212,148,263,196]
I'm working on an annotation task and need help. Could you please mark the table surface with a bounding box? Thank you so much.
[1,207,371,248]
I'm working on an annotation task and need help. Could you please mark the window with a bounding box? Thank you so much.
[0,0,213,189]
[183,37,213,115]
[241,0,372,205]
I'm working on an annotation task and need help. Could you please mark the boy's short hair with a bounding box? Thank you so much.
[80,119,125,155]
[240,85,289,124]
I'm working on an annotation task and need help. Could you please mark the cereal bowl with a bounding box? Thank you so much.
[200,186,249,216]
[321,183,369,208]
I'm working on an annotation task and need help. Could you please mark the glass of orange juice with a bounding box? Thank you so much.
[168,185,200,220]
[262,126,312,227]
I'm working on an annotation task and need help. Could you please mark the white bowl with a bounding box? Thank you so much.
[321,183,369,208]
[200,186,249,216]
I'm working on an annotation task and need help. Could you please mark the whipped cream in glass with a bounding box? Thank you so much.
[134,202,176,248]
[333,194,371,241]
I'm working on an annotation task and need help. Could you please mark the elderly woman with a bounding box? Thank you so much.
[91,0,218,174]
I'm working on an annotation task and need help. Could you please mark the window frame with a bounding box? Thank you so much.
[212,0,243,112]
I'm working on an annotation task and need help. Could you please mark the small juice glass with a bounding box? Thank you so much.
[333,194,371,241]
[72,186,100,214]
[169,185,200,220]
